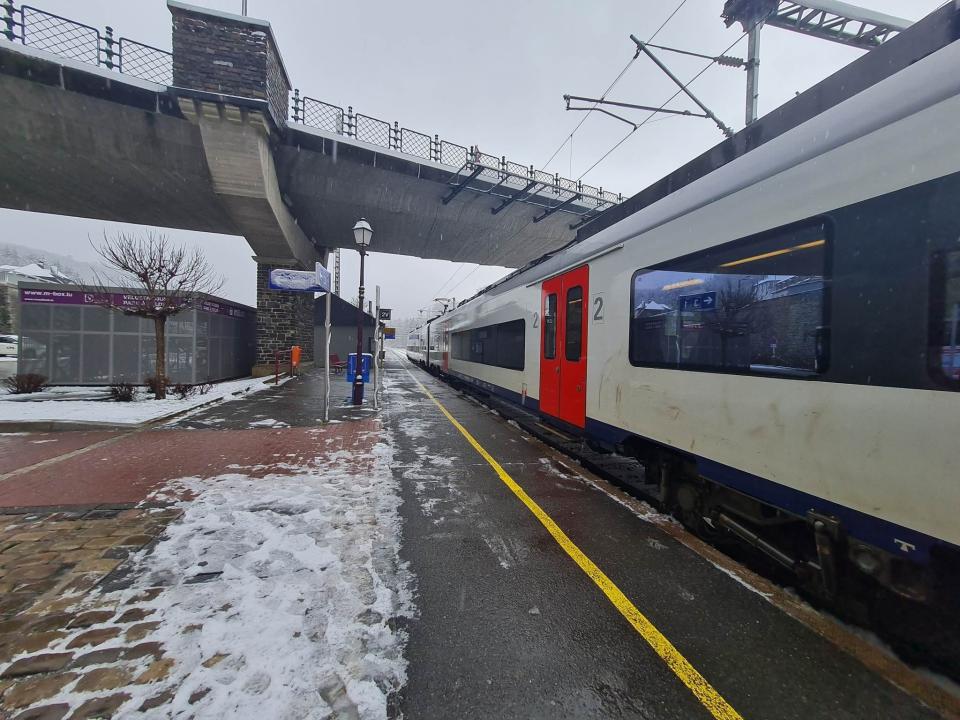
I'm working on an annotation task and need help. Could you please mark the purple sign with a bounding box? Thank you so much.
[19,288,86,305]
[20,288,248,319]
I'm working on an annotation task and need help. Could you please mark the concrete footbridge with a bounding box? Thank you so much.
[0,1,622,367]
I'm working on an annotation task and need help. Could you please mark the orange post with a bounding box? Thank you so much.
[291,345,301,376]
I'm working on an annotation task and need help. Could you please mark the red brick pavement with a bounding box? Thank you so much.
[0,421,380,509]
[0,432,122,475]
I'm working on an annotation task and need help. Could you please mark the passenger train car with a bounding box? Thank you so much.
[410,11,960,617]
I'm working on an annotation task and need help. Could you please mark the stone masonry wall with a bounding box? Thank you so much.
[170,6,290,126]
[265,41,289,130]
[255,264,315,366]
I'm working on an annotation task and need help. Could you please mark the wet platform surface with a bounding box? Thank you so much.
[0,357,950,718]
[382,355,944,720]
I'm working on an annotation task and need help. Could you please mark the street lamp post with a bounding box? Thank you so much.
[352,218,372,405]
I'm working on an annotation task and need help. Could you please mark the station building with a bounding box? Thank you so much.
[17,282,255,385]
[0,262,71,334]
[314,293,377,366]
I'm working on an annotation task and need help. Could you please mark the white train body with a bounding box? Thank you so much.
[420,32,960,602]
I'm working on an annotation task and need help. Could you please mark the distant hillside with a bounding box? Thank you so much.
[0,242,101,282]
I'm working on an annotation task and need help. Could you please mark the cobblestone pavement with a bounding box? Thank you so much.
[0,507,182,718]
[0,389,396,719]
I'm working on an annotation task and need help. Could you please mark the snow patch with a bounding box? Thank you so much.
[39,429,412,718]
[706,560,773,599]
[0,376,284,426]
[247,418,291,429]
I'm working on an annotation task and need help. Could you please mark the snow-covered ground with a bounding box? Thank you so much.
[0,376,285,426]
[37,425,412,718]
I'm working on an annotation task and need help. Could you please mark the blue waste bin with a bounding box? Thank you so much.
[346,353,372,383]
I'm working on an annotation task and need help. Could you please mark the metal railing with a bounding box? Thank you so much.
[290,91,623,214]
[2,2,173,85]
[1,0,623,218]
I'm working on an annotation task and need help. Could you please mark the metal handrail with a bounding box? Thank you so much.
[2,1,173,84]
[0,0,624,214]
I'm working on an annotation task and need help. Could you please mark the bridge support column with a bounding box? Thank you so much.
[170,1,322,375]
[253,260,315,375]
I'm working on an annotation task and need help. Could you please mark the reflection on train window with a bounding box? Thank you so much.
[931,249,960,383]
[629,222,829,376]
[565,286,583,361]
[452,319,525,370]
[543,294,557,360]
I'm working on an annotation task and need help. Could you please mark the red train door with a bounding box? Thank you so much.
[539,265,589,427]
[540,277,562,418]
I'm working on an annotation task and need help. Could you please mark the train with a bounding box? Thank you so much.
[408,9,960,628]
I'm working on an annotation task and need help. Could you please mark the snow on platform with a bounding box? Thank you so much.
[36,422,411,718]
[0,376,286,426]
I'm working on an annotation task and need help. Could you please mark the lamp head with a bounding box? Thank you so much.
[353,218,373,248]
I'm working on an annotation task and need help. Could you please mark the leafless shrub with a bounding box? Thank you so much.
[172,383,196,400]
[2,373,48,394]
[108,381,136,402]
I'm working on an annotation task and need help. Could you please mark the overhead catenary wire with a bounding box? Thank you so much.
[433,261,471,298]
[451,28,756,303]
[576,24,755,183]
[539,0,690,173]
[443,1,693,304]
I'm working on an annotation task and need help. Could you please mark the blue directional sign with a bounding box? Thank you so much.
[268,268,325,292]
[679,291,717,312]
[315,263,331,293]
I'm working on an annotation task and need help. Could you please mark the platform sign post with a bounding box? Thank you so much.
[317,263,332,424]
[372,285,381,410]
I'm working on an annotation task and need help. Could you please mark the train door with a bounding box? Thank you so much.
[441,320,450,373]
[539,265,589,428]
[425,324,431,369]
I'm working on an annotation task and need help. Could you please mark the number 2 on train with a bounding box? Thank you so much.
[592,294,605,323]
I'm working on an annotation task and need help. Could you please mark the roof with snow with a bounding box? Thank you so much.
[0,263,67,283]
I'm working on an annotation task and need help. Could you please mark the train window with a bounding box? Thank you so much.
[452,319,525,370]
[544,294,557,360]
[929,249,960,385]
[629,221,829,377]
[565,286,583,361]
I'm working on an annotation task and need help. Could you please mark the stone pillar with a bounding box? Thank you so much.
[168,0,291,128]
[254,261,315,374]
[168,2,320,375]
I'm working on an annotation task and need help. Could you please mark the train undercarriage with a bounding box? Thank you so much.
[621,437,960,678]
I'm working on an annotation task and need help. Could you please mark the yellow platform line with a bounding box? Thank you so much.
[404,366,743,720]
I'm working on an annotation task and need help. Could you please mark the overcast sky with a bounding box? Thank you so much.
[0,0,943,321]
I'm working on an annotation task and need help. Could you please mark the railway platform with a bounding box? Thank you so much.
[0,355,955,718]
[384,353,954,720]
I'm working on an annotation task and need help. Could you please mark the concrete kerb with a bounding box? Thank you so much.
[0,377,291,433]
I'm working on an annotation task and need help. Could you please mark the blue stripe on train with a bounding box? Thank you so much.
[447,369,947,564]
[447,370,540,413]
[583,416,944,563]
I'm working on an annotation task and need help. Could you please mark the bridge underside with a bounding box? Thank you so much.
[0,48,588,270]
[0,63,234,236]
[275,128,595,269]
[0,37,603,372]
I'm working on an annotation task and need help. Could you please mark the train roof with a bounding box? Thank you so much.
[460,2,960,305]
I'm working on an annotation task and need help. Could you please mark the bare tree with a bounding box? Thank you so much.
[87,231,222,399]
[706,279,759,367]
